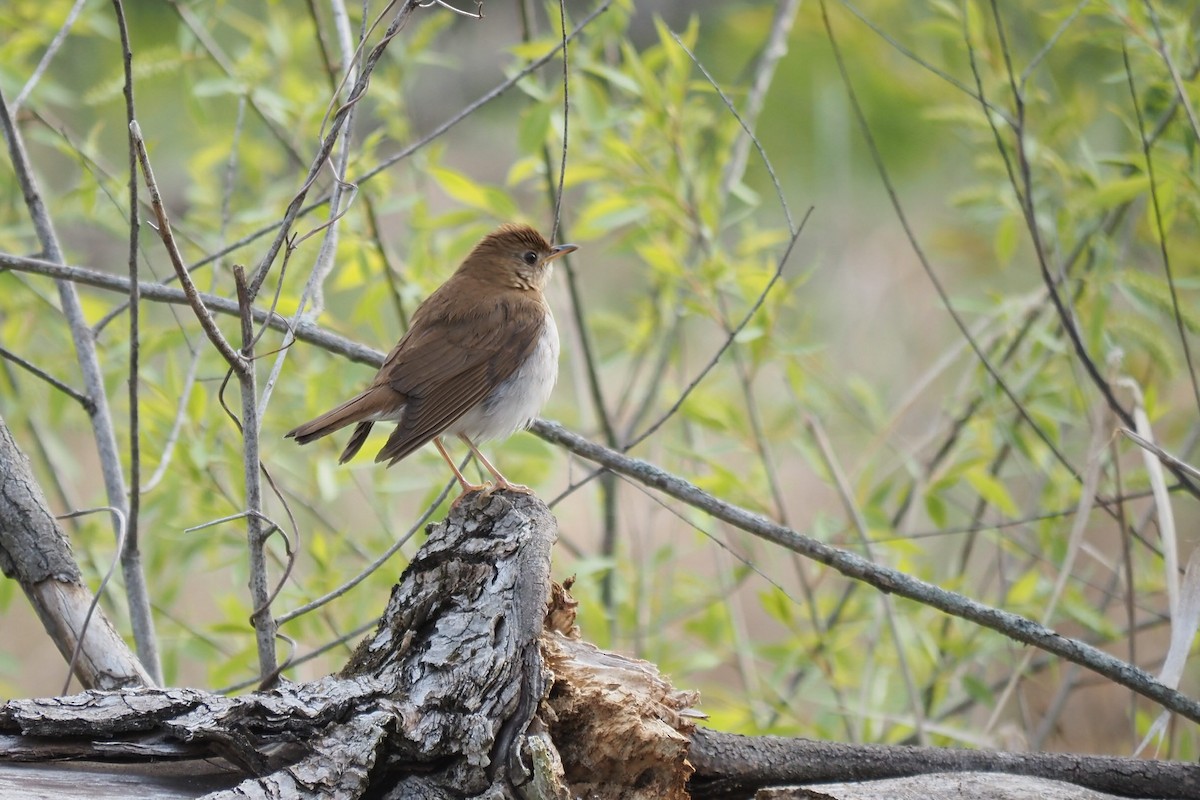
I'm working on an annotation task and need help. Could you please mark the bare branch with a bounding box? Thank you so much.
[0,416,152,690]
[11,0,88,111]
[704,0,799,229]
[0,81,155,681]
[112,0,163,686]
[246,0,426,302]
[1122,428,1200,483]
[234,266,276,680]
[0,253,381,367]
[130,120,247,375]
[0,347,93,413]
[529,417,1200,726]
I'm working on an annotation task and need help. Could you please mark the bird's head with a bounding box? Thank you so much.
[461,223,577,292]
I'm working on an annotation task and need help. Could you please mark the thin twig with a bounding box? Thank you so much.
[168,0,306,168]
[113,0,161,685]
[12,0,89,111]
[822,0,1080,482]
[837,0,1001,116]
[518,0,621,614]
[704,1,799,232]
[246,0,423,302]
[276,477,454,625]
[1123,45,1200,419]
[1143,1,1200,144]
[55,505,129,694]
[808,415,928,743]
[1122,428,1200,483]
[257,0,363,423]
[980,1,1195,501]
[0,347,94,413]
[983,403,1109,735]
[550,0,569,239]
[630,212,811,449]
[130,121,247,374]
[125,0,611,297]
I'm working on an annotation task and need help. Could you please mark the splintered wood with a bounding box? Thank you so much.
[540,578,700,800]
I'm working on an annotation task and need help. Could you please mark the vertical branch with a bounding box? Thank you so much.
[111,0,162,685]
[0,84,159,683]
[236,265,276,679]
[131,122,275,678]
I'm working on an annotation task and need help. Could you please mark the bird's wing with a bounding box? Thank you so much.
[374,296,546,465]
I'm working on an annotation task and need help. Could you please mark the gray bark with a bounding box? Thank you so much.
[688,728,1198,799]
[0,416,151,690]
[2,483,1198,799]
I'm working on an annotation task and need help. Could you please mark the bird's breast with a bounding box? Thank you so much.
[449,312,559,442]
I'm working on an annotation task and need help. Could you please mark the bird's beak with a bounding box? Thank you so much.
[546,243,578,262]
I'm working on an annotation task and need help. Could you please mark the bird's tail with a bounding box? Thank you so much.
[285,389,400,463]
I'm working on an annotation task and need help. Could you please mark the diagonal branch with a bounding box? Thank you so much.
[529,417,1200,726]
[131,121,247,375]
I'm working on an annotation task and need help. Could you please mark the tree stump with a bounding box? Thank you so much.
[0,490,697,799]
[4,488,1200,799]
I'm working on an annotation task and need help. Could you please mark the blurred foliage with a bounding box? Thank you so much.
[1,0,1199,759]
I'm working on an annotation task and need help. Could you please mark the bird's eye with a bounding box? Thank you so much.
[522,251,538,266]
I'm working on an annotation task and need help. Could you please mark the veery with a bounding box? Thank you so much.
[286,223,577,496]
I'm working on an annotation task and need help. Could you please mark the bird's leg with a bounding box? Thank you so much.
[459,434,533,494]
[434,436,492,497]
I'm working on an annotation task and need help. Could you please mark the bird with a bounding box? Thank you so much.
[285,223,577,499]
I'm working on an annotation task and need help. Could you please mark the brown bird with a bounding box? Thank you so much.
[286,223,577,497]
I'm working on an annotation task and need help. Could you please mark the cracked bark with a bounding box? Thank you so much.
[0,490,696,799]
[2,470,1199,799]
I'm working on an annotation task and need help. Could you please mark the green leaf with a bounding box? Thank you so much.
[1006,570,1040,606]
[1080,175,1149,212]
[427,166,519,218]
[963,466,1019,518]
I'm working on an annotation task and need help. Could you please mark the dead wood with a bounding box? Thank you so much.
[2,474,1199,800]
[0,489,699,798]
[687,728,1199,799]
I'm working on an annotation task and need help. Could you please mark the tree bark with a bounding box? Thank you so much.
[0,416,151,691]
[0,489,699,798]
[2,479,1198,799]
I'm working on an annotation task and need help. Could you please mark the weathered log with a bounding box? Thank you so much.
[0,489,698,798]
[3,480,1199,799]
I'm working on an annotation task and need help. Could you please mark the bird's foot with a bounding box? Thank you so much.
[450,481,495,508]
[492,479,533,495]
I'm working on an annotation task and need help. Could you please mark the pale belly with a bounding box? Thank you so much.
[448,313,559,442]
